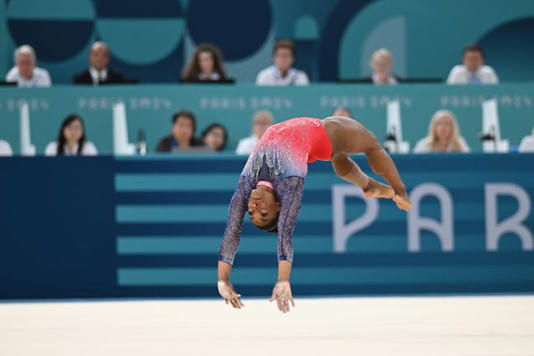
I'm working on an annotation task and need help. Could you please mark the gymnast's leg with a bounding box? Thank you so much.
[325,116,411,210]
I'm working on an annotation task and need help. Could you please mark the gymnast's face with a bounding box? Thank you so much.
[248,186,280,228]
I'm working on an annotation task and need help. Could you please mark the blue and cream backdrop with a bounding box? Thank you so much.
[1,0,533,83]
[0,154,533,299]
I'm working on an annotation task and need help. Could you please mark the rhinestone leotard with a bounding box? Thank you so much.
[218,117,332,265]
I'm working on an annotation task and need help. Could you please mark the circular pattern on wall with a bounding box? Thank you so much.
[477,17,534,82]
[186,0,272,61]
[95,0,185,65]
[7,0,95,62]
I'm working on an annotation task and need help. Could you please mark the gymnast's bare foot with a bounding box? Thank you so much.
[393,191,412,211]
[363,178,395,199]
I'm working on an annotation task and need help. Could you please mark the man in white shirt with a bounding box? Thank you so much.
[256,40,309,86]
[5,45,52,87]
[235,111,273,155]
[519,127,534,153]
[447,44,499,85]
[73,41,125,85]
[365,48,399,85]
[0,140,13,156]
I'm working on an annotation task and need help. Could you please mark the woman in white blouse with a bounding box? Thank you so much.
[45,114,98,156]
[518,126,534,153]
[367,48,399,85]
[413,110,470,153]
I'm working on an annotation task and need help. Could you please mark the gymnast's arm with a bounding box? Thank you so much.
[218,175,252,267]
[217,176,252,308]
[270,176,304,312]
[275,176,304,270]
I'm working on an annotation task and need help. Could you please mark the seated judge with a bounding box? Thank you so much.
[73,41,125,85]
[362,48,400,85]
[519,126,534,153]
[332,107,352,118]
[413,110,470,153]
[5,45,51,87]
[201,123,228,151]
[235,111,273,155]
[45,114,98,156]
[181,43,229,83]
[447,44,499,85]
[256,40,309,86]
[155,110,204,152]
[0,140,13,156]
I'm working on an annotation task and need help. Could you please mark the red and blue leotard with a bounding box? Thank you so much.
[218,117,332,265]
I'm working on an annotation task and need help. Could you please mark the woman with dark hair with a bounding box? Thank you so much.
[181,43,228,82]
[217,116,411,313]
[201,123,228,151]
[44,114,97,156]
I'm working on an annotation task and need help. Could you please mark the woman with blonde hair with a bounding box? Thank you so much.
[413,110,470,153]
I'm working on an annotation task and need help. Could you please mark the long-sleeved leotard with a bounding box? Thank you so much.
[218,117,332,265]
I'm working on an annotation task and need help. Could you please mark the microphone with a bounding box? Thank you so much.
[136,129,147,155]
[479,126,497,152]
[385,125,397,142]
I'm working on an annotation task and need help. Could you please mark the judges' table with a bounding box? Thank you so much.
[0,83,533,154]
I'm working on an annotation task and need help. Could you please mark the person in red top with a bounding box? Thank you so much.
[218,116,411,313]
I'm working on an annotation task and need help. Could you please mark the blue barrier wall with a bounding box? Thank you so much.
[0,154,533,300]
[1,0,533,82]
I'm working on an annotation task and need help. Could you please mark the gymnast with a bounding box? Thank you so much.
[218,116,411,313]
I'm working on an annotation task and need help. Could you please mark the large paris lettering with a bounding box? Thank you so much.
[332,185,378,253]
[332,182,533,253]
[407,183,454,252]
[485,183,533,251]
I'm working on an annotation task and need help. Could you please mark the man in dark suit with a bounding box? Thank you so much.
[72,41,125,85]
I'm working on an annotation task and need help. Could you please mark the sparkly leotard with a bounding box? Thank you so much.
[218,117,332,265]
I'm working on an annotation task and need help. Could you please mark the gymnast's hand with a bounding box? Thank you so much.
[217,280,244,309]
[269,280,295,313]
